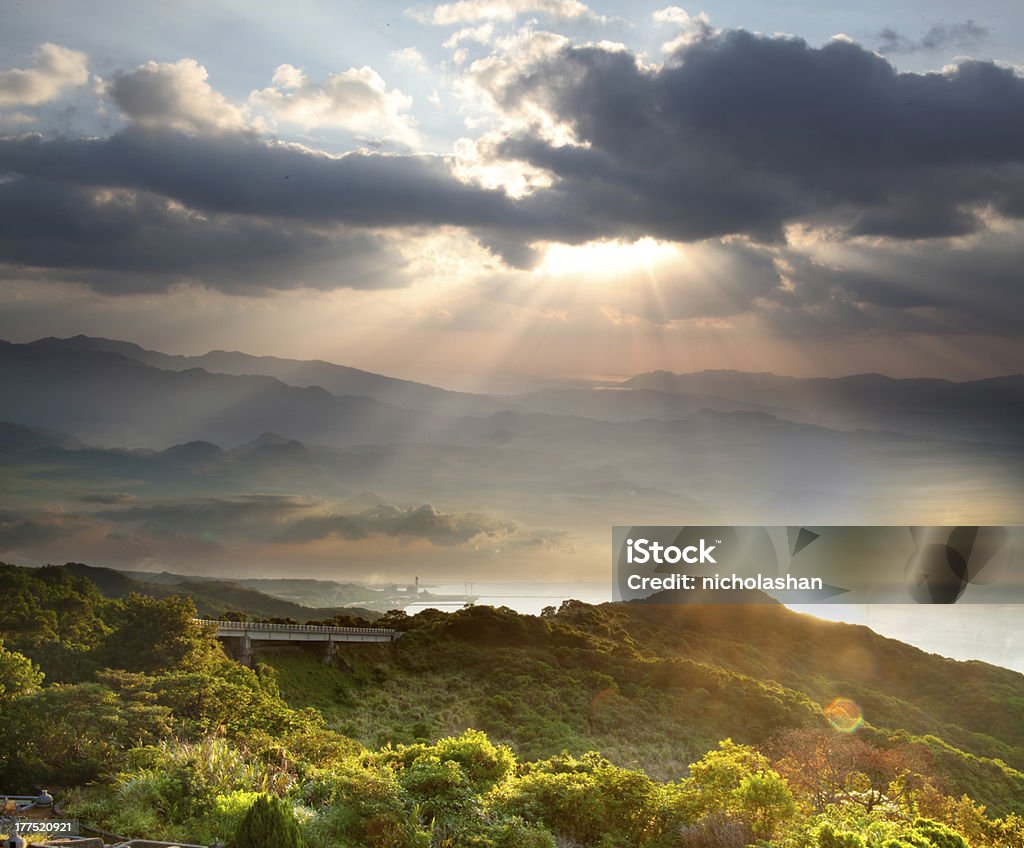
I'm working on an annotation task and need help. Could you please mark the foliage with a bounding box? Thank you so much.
[232,793,304,848]
[0,640,43,699]
[99,593,217,673]
[3,566,1024,848]
[772,727,933,814]
[492,750,670,846]
[300,761,429,848]
[261,600,1024,817]
[675,740,796,841]
[0,681,173,787]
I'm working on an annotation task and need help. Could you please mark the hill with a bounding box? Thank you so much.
[0,340,445,449]
[259,599,1024,817]
[27,334,498,415]
[3,562,1024,847]
[624,369,1024,445]
[56,562,382,621]
[22,337,1024,445]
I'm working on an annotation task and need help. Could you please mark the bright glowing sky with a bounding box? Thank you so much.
[1,0,1023,388]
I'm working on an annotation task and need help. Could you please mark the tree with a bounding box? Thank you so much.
[679,740,796,841]
[232,794,303,848]
[0,682,172,786]
[0,641,43,700]
[101,594,214,674]
[682,739,773,817]
[735,771,796,839]
[493,751,667,846]
[771,728,932,814]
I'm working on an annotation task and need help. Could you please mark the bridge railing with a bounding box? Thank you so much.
[196,618,396,637]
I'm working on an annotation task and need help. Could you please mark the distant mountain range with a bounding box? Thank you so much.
[625,369,1024,445]
[56,562,391,619]
[2,336,1022,577]
[25,334,498,415]
[0,338,451,449]
[7,336,1023,445]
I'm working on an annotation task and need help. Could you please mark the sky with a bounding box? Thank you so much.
[1,0,1023,388]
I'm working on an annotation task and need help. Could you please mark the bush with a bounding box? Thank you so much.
[493,752,667,846]
[817,823,867,848]
[232,793,303,848]
[302,763,428,848]
[489,817,557,848]
[678,813,756,848]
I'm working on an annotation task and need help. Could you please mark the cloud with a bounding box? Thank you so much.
[425,0,595,25]
[273,502,566,549]
[88,495,564,552]
[0,43,88,108]
[443,23,496,49]
[767,225,1024,337]
[469,28,1024,250]
[0,171,410,293]
[2,26,1024,325]
[73,492,139,504]
[393,47,430,72]
[0,127,521,226]
[652,6,712,52]
[0,510,92,549]
[97,494,313,540]
[250,64,419,145]
[0,112,36,131]
[103,59,246,133]
[877,20,989,55]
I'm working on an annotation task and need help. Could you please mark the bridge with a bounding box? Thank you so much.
[198,619,399,665]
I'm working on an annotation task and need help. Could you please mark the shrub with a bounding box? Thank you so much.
[817,823,867,848]
[677,813,756,848]
[232,793,303,848]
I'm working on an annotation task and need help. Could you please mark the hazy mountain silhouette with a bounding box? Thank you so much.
[625,369,1024,444]
[0,340,453,448]
[27,335,499,415]
[19,336,1024,445]
[3,338,1022,569]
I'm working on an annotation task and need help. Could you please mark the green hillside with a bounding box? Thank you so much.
[259,601,1024,817]
[3,562,1024,848]
[58,562,382,621]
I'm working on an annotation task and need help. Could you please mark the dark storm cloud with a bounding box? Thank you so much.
[0,175,408,292]
[877,20,989,55]
[770,232,1024,336]
[0,128,527,290]
[485,31,1024,248]
[0,128,517,228]
[1,29,1023,293]
[0,510,93,549]
[96,494,313,538]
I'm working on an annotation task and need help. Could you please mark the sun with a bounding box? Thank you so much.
[534,238,681,279]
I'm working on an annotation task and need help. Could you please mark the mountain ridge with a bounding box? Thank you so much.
[15,335,1024,444]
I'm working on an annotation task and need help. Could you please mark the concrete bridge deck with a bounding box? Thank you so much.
[197,618,398,665]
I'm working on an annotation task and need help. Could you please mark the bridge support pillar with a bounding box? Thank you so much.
[240,634,252,667]
[323,640,336,665]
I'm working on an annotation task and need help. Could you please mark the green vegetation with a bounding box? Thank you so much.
[59,561,383,621]
[259,601,1024,818]
[2,562,1024,847]
[233,793,304,848]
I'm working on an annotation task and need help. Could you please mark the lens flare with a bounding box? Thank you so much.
[824,697,863,733]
